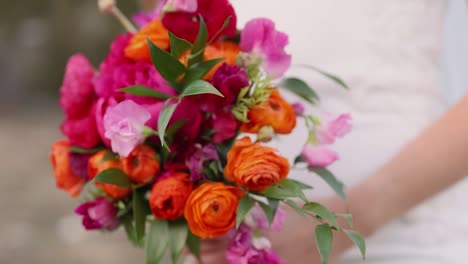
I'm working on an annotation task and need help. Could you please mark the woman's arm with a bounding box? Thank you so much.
[348,95,468,237]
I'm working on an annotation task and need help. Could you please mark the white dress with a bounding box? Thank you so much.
[231,0,468,263]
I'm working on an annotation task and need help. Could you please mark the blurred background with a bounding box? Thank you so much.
[0,0,156,263]
[1,0,467,263]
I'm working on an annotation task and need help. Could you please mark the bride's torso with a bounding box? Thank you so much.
[232,1,468,263]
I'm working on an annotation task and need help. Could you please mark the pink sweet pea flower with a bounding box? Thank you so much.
[316,113,352,145]
[301,144,339,167]
[244,205,286,232]
[291,102,305,116]
[240,18,292,78]
[75,197,119,231]
[103,100,151,157]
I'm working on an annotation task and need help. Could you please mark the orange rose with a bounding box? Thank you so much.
[240,89,297,134]
[149,172,194,220]
[50,140,85,197]
[124,19,170,61]
[122,145,160,184]
[224,137,290,191]
[88,150,131,199]
[184,182,244,238]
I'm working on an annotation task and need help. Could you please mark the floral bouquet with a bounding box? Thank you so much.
[49,0,365,263]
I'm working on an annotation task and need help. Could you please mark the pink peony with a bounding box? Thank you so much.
[61,104,100,149]
[59,54,96,119]
[211,110,239,143]
[93,34,175,102]
[75,198,119,231]
[103,100,151,157]
[301,144,339,168]
[162,0,237,43]
[316,113,352,145]
[240,18,292,78]
[186,143,219,181]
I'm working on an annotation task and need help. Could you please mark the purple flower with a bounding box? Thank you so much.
[75,198,119,231]
[103,100,151,157]
[59,54,96,119]
[292,102,305,116]
[301,144,339,168]
[245,205,286,232]
[187,144,219,181]
[201,64,249,112]
[69,153,91,181]
[316,113,352,145]
[240,18,292,78]
[226,225,253,262]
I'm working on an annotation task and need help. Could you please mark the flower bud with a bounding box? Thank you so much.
[98,0,115,14]
[256,126,274,143]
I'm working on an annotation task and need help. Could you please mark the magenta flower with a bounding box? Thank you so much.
[211,110,239,143]
[187,144,219,181]
[75,198,119,231]
[316,113,352,145]
[245,205,286,232]
[59,54,96,119]
[301,144,339,168]
[61,104,100,149]
[226,225,253,262]
[104,100,151,157]
[93,34,175,102]
[240,18,292,78]
[95,97,118,147]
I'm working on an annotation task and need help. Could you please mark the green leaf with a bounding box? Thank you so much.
[157,99,179,148]
[186,231,201,260]
[121,215,142,247]
[189,16,208,65]
[311,168,347,200]
[169,32,192,58]
[343,229,366,259]
[283,199,309,218]
[184,58,225,83]
[93,168,131,188]
[119,85,172,100]
[288,179,314,190]
[279,77,319,104]
[69,145,104,154]
[336,214,353,227]
[315,224,333,264]
[294,155,306,165]
[208,16,232,44]
[262,186,296,200]
[102,151,119,162]
[236,195,255,229]
[278,179,307,201]
[133,189,147,241]
[164,119,187,143]
[257,201,276,226]
[303,202,339,228]
[180,80,224,98]
[145,220,169,264]
[268,198,280,218]
[147,38,186,82]
[299,64,350,89]
[168,220,189,264]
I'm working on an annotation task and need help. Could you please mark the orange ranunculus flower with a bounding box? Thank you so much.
[240,89,297,134]
[224,137,290,191]
[122,145,160,184]
[50,140,85,197]
[204,42,241,80]
[184,182,244,239]
[149,172,194,220]
[124,19,170,61]
[88,150,131,199]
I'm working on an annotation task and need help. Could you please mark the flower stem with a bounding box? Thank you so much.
[111,6,138,33]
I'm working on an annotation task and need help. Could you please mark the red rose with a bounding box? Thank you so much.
[162,0,237,43]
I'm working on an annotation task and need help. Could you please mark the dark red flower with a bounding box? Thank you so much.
[162,0,237,43]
